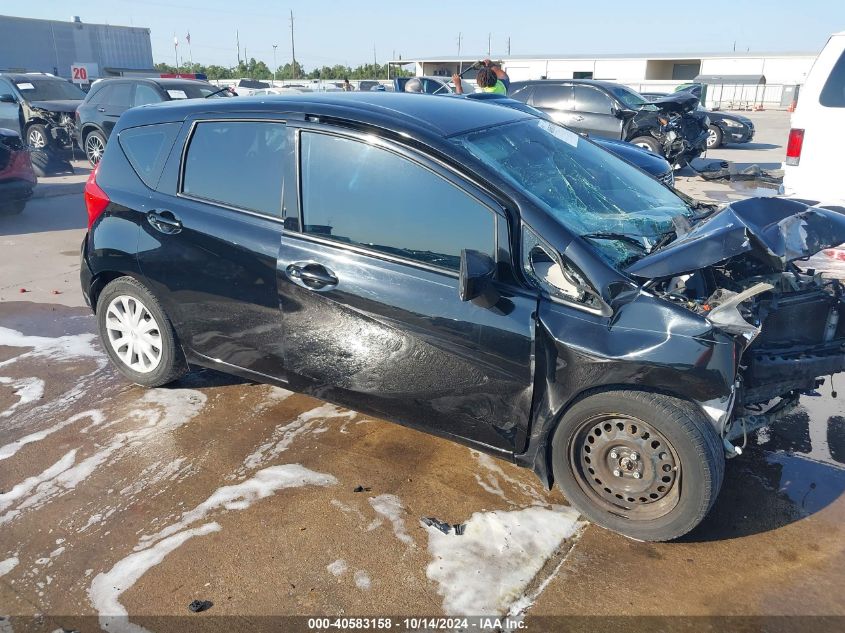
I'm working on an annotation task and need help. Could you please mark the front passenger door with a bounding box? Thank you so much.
[572,85,624,139]
[278,128,538,452]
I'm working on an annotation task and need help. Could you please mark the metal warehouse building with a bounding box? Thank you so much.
[0,14,154,81]
[396,51,819,109]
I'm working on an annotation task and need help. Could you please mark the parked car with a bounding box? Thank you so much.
[639,92,754,149]
[0,128,36,215]
[76,78,231,165]
[0,72,84,152]
[783,31,845,206]
[508,79,709,166]
[461,92,675,186]
[81,93,845,542]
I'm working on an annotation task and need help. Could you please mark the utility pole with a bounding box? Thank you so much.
[236,30,241,66]
[273,44,278,84]
[487,33,491,57]
[507,37,511,56]
[457,32,463,74]
[373,44,377,77]
[289,10,297,80]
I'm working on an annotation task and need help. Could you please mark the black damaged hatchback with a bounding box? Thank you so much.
[80,93,845,541]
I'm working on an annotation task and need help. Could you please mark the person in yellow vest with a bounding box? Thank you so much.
[452,59,510,95]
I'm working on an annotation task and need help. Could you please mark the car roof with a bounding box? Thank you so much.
[0,73,67,82]
[93,77,211,87]
[511,78,630,91]
[117,92,531,138]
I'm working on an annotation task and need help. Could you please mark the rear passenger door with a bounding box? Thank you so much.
[136,115,293,379]
[572,85,624,139]
[277,126,538,451]
[100,83,133,137]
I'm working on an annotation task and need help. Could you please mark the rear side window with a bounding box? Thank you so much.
[820,49,845,107]
[181,120,287,217]
[86,84,109,105]
[299,132,495,271]
[133,83,162,107]
[118,122,180,189]
[106,83,133,107]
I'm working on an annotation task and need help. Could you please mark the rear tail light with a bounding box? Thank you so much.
[785,128,804,166]
[84,164,110,229]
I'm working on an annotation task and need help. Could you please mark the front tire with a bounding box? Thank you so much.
[551,390,724,542]
[629,135,663,155]
[26,124,48,149]
[84,130,107,166]
[706,125,723,149]
[96,276,188,387]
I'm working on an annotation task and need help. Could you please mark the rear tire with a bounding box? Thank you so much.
[96,276,188,387]
[84,130,107,166]
[629,135,663,155]
[706,125,723,149]
[550,390,724,542]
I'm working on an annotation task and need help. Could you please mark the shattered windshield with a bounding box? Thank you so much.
[607,85,657,111]
[453,118,695,267]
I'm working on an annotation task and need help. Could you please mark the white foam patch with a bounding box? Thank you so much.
[0,377,45,419]
[424,506,583,616]
[354,570,371,590]
[368,494,415,547]
[327,559,347,577]
[0,556,19,577]
[240,404,356,472]
[0,410,104,461]
[137,464,337,549]
[0,389,206,525]
[471,450,546,505]
[0,327,104,369]
[89,522,221,632]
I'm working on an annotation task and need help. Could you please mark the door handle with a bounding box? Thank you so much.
[146,210,182,235]
[286,262,338,290]
[97,107,106,112]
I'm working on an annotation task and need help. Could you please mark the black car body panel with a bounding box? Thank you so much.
[625,197,845,278]
[82,93,845,491]
[509,79,709,166]
[0,127,36,211]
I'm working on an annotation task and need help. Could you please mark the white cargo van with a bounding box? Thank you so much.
[782,32,845,205]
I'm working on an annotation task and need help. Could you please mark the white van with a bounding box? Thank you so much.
[782,31,845,205]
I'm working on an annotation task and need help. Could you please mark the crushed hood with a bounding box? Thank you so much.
[28,100,82,113]
[649,93,700,114]
[625,197,845,279]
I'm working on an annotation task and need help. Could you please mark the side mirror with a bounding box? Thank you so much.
[0,94,17,104]
[459,249,499,308]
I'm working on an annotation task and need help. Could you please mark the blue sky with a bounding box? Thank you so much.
[8,1,845,69]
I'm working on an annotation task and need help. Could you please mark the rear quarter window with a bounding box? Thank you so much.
[820,49,845,108]
[118,122,181,189]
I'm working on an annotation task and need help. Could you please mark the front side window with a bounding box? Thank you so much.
[454,119,694,268]
[299,132,495,271]
[574,85,614,115]
[182,121,287,217]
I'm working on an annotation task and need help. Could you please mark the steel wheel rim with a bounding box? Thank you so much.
[86,135,104,164]
[105,295,163,373]
[28,129,46,148]
[634,142,652,150]
[707,128,718,147]
[569,414,680,520]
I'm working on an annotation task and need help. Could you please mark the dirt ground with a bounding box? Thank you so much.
[1,111,844,632]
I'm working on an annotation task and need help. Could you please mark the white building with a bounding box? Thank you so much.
[393,51,819,108]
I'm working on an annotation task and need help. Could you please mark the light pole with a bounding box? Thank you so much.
[272,44,278,85]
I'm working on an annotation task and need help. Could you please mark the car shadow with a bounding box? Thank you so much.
[681,409,845,542]
[734,142,781,151]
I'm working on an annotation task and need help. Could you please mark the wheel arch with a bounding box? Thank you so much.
[520,382,718,489]
[89,270,143,313]
[81,123,106,142]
